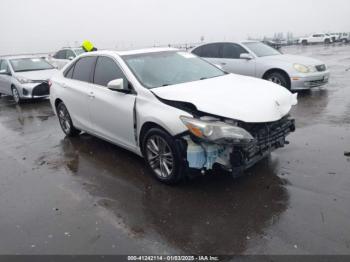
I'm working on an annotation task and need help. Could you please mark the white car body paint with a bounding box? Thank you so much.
[152,73,297,123]
[50,48,297,161]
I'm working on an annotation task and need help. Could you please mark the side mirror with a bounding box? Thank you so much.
[240,53,254,60]
[107,79,130,94]
[0,69,11,75]
[68,56,74,60]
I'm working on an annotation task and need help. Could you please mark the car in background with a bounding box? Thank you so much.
[191,41,330,91]
[48,47,85,69]
[0,56,58,103]
[50,48,297,184]
[340,32,350,43]
[298,34,332,45]
[328,33,342,42]
[262,40,282,50]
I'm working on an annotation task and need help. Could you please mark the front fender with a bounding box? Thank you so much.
[136,96,191,139]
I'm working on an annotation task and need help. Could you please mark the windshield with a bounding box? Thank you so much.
[74,48,85,56]
[10,58,54,72]
[243,42,281,57]
[122,51,225,89]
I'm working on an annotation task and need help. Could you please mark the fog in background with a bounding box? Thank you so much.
[1,0,350,55]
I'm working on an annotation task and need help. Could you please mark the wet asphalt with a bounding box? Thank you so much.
[0,44,349,255]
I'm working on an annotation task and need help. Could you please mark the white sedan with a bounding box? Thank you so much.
[50,48,297,184]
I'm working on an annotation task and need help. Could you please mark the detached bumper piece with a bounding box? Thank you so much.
[231,117,295,177]
[32,82,50,97]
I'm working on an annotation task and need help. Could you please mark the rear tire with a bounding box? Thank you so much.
[325,39,330,44]
[142,127,185,184]
[56,102,81,137]
[265,71,290,90]
[12,86,21,104]
[302,40,308,45]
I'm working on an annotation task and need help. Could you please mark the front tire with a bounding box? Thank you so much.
[142,128,185,184]
[265,71,290,90]
[56,102,80,137]
[302,40,308,45]
[325,39,330,44]
[12,86,21,104]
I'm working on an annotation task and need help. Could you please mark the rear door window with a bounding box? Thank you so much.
[222,43,248,59]
[64,63,75,79]
[71,56,96,83]
[193,44,221,58]
[93,56,127,88]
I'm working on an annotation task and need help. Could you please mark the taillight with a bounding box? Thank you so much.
[48,80,52,88]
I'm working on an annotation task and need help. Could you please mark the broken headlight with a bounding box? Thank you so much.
[180,116,254,144]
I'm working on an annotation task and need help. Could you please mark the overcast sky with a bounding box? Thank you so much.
[1,0,349,55]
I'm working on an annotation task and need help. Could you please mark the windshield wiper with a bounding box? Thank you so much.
[200,77,207,80]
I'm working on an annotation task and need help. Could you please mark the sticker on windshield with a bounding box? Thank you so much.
[177,52,196,59]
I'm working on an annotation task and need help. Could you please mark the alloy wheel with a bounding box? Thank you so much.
[12,88,20,103]
[58,106,72,134]
[146,135,174,178]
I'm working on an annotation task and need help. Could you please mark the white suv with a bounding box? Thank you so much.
[298,34,332,45]
[50,48,297,184]
[340,32,350,43]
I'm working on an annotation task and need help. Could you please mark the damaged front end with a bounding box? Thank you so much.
[178,115,295,177]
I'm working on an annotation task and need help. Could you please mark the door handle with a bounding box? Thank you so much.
[88,92,95,99]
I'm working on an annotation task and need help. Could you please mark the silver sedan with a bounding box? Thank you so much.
[0,56,58,103]
[191,41,330,91]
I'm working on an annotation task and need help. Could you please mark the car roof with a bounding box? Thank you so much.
[190,40,260,50]
[0,55,47,60]
[78,47,179,58]
[61,47,83,50]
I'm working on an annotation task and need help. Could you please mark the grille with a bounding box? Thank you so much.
[32,82,49,96]
[239,117,295,158]
[306,79,328,87]
[315,64,326,72]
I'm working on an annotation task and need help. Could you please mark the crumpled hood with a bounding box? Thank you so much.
[152,74,298,123]
[15,69,58,81]
[262,54,324,66]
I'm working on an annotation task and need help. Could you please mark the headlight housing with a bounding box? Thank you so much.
[180,116,254,144]
[16,76,34,84]
[293,63,310,73]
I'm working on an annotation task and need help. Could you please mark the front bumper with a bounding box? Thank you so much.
[184,117,295,177]
[19,82,50,99]
[231,117,295,176]
[290,71,330,90]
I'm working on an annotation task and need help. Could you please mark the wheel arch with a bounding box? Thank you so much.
[139,121,171,154]
[262,68,291,88]
[54,98,63,109]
